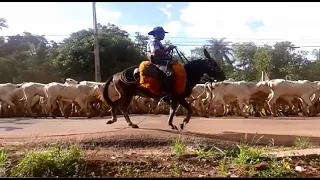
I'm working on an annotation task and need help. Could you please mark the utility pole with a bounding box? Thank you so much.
[92,2,101,82]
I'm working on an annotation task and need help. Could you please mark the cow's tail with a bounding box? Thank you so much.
[102,75,115,107]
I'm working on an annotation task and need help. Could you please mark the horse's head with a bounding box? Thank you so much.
[202,49,226,81]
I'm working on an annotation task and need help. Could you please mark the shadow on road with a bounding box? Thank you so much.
[200,116,320,121]
[0,126,23,131]
[0,120,34,125]
[139,127,320,147]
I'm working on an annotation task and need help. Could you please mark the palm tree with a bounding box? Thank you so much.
[207,37,235,68]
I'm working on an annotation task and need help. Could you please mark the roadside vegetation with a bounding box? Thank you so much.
[1,135,319,177]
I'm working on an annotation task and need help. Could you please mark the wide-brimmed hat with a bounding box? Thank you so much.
[148,26,168,36]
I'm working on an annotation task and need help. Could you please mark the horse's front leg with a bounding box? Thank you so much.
[167,99,179,130]
[177,98,193,130]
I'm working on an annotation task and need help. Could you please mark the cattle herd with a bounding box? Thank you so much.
[1,73,320,119]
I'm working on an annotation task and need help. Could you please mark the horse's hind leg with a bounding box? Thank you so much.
[119,96,139,128]
[106,104,119,124]
[106,96,135,127]
[178,98,193,130]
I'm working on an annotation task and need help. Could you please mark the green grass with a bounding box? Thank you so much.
[0,148,8,168]
[217,157,228,177]
[294,137,311,149]
[193,146,216,161]
[172,136,186,157]
[171,163,182,177]
[0,133,311,178]
[10,143,85,177]
[254,157,297,177]
[0,148,8,177]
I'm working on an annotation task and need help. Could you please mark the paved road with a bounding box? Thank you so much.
[0,115,319,139]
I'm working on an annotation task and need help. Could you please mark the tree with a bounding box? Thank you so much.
[134,32,149,56]
[253,45,272,80]
[232,42,257,81]
[53,24,143,81]
[1,19,320,84]
[207,38,234,68]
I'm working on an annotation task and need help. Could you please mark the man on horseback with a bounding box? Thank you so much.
[146,26,177,100]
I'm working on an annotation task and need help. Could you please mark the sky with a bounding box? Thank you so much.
[1,2,320,58]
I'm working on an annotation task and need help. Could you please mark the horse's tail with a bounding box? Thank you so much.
[102,75,115,106]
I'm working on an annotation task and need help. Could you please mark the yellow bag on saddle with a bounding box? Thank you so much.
[138,60,187,95]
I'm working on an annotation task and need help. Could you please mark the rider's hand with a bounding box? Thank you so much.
[167,45,176,51]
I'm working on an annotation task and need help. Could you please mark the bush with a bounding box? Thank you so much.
[10,144,85,177]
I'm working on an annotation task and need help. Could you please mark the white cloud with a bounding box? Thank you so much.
[177,2,320,58]
[163,21,183,37]
[120,24,153,35]
[96,6,122,25]
[159,8,171,19]
[159,3,174,19]
[0,2,122,42]
[179,2,320,49]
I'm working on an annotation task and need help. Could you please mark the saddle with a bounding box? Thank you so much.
[138,59,187,95]
[121,57,186,95]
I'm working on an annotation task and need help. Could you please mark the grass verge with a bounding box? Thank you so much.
[9,143,85,177]
[1,134,319,177]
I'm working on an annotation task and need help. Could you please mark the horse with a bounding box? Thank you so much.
[101,48,226,130]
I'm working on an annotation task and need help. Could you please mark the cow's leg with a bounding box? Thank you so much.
[30,96,42,118]
[74,98,91,118]
[62,102,72,118]
[252,102,261,117]
[238,99,250,118]
[24,92,37,117]
[86,101,94,118]
[267,91,280,117]
[57,100,66,117]
[301,94,313,116]
[46,97,57,118]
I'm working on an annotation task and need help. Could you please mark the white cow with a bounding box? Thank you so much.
[44,82,103,118]
[257,79,320,116]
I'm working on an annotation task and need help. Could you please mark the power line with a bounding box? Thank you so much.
[3,34,320,48]
[172,44,320,48]
[3,34,320,42]
[53,41,320,48]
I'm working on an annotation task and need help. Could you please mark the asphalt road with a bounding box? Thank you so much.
[0,115,319,140]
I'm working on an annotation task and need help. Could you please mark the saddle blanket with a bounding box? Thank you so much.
[138,60,187,95]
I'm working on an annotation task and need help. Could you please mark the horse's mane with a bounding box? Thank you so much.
[184,58,205,70]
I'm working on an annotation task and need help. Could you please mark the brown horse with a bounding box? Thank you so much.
[101,49,226,130]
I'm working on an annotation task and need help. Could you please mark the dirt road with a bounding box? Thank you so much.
[0,115,320,145]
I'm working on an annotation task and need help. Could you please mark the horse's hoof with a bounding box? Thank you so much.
[106,120,115,124]
[52,116,56,119]
[171,125,178,130]
[131,124,139,128]
[64,116,69,119]
[180,123,184,130]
